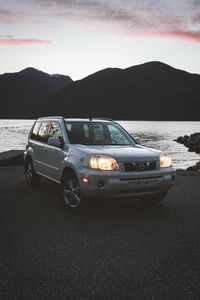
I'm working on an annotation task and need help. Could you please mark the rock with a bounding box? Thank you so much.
[175,132,200,154]
[188,144,200,153]
[176,168,200,176]
[175,135,189,145]
[194,161,200,171]
[186,166,194,171]
[186,160,200,171]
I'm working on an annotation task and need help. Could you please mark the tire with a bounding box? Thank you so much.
[139,192,166,204]
[25,158,41,186]
[61,174,85,211]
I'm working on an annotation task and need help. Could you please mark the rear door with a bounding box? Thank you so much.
[35,121,51,175]
[29,121,42,171]
[43,121,64,181]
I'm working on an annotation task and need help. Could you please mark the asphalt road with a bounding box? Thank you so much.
[0,166,200,299]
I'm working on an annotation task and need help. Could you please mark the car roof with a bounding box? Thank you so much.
[37,116,114,123]
[64,118,114,123]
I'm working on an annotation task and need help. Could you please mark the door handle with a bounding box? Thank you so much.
[43,147,47,152]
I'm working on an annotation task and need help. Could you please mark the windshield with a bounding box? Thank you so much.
[64,121,135,145]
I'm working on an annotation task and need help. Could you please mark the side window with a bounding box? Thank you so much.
[30,122,41,140]
[92,124,104,142]
[49,122,63,138]
[65,123,72,133]
[84,124,89,138]
[108,124,130,145]
[37,122,51,143]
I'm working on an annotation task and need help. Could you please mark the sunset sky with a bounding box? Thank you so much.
[0,0,200,80]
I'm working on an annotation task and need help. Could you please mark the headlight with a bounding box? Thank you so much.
[89,155,119,171]
[160,153,172,168]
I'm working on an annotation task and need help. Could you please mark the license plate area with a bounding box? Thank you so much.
[128,179,159,192]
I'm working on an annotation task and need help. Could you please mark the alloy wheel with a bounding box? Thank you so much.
[63,178,81,208]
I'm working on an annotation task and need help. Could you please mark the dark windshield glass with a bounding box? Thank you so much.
[64,122,134,145]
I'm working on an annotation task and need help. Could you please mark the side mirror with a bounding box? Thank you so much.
[48,137,62,148]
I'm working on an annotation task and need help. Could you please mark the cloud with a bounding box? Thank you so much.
[0,38,52,46]
[193,13,200,24]
[37,0,200,43]
[1,0,200,43]
[121,30,200,43]
[0,8,33,24]
[159,31,200,43]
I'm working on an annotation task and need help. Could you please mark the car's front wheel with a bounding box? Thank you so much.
[61,175,85,211]
[25,158,41,186]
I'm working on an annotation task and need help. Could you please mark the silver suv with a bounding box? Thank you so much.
[24,116,176,210]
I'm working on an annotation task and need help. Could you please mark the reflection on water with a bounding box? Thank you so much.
[0,119,35,154]
[0,119,200,169]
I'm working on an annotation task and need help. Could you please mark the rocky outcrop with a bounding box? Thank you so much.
[175,132,200,153]
[186,160,200,171]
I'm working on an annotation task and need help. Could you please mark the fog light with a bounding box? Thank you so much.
[97,180,105,188]
[81,178,89,183]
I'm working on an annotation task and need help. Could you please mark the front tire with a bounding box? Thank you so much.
[25,159,41,186]
[61,175,85,211]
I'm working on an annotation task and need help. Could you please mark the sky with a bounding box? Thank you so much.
[0,0,200,80]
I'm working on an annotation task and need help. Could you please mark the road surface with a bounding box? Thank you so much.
[0,166,200,299]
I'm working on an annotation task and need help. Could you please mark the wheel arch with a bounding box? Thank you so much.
[61,166,79,183]
[25,154,32,163]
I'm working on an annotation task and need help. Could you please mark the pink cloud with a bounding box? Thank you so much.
[52,3,200,44]
[1,1,200,46]
[155,31,200,44]
[85,23,200,44]
[133,31,200,44]
[0,38,52,46]
[193,13,200,24]
[0,10,33,24]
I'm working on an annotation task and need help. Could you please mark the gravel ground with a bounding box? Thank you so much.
[0,166,200,299]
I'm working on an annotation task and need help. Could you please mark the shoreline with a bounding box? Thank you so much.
[0,150,199,176]
[0,150,24,166]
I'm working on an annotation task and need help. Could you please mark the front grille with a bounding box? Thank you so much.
[124,161,157,172]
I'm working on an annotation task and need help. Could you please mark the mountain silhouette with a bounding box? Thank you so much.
[45,61,200,120]
[1,62,200,120]
[0,67,73,118]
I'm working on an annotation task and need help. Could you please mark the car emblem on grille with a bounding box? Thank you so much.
[138,163,146,171]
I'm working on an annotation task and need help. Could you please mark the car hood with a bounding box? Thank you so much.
[75,145,160,162]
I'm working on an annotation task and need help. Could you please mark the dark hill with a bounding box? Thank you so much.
[1,62,200,120]
[45,61,200,120]
[0,68,73,118]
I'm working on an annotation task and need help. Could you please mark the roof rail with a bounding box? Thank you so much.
[37,116,65,120]
[89,118,115,122]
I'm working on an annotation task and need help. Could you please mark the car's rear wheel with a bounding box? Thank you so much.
[139,192,166,204]
[61,175,85,211]
[25,159,41,186]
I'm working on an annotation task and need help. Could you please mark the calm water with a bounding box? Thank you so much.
[0,119,200,169]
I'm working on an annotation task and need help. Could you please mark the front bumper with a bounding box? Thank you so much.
[79,167,176,198]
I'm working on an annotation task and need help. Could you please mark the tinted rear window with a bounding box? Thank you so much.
[30,121,51,143]
[37,122,51,143]
[30,122,41,140]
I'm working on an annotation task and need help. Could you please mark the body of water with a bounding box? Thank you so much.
[0,119,199,169]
